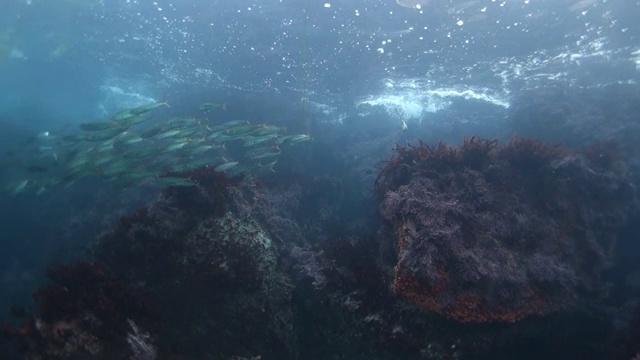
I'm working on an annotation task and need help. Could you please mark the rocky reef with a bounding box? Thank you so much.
[376,136,636,322]
[4,261,156,360]
[94,168,297,359]
[4,136,640,359]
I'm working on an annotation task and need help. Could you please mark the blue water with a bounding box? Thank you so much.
[1,0,640,358]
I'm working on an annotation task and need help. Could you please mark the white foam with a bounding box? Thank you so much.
[97,80,157,117]
[356,78,510,123]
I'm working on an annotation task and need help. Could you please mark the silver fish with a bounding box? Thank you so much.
[214,161,239,172]
[78,121,120,132]
[200,102,226,111]
[131,101,170,115]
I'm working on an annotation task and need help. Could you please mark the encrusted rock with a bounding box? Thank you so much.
[376,137,636,322]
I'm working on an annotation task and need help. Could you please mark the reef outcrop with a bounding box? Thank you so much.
[376,137,636,322]
[5,136,639,359]
[93,169,296,359]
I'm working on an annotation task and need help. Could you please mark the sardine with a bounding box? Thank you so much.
[155,177,196,187]
[131,101,170,115]
[243,134,278,147]
[9,179,29,196]
[113,109,137,121]
[214,161,239,172]
[78,121,120,132]
[199,102,226,111]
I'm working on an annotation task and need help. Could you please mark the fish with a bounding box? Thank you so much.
[118,113,154,126]
[112,109,138,121]
[164,141,189,152]
[172,126,203,137]
[277,134,312,144]
[243,134,279,147]
[78,121,121,132]
[187,144,224,155]
[200,102,226,111]
[64,127,128,142]
[140,126,165,139]
[124,148,158,159]
[9,179,29,196]
[217,120,249,128]
[257,158,278,173]
[253,125,285,136]
[131,101,170,115]
[289,134,312,143]
[95,140,115,152]
[36,185,47,196]
[93,156,117,167]
[214,161,239,172]
[155,129,182,140]
[224,124,257,136]
[246,146,280,158]
[63,134,87,142]
[111,171,158,182]
[169,158,216,172]
[248,150,280,160]
[167,117,201,128]
[155,176,196,187]
[211,133,246,142]
[206,131,227,141]
[68,155,91,169]
[114,133,143,146]
[102,161,132,175]
[5,102,298,194]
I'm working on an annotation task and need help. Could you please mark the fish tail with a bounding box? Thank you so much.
[222,103,227,111]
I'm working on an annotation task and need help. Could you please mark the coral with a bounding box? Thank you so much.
[377,137,637,322]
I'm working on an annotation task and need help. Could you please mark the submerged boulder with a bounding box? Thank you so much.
[91,171,296,358]
[376,137,636,322]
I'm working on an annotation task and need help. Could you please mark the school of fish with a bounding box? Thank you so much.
[2,101,312,196]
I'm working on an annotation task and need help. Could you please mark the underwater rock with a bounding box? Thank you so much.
[93,171,296,358]
[376,136,637,322]
[9,262,155,360]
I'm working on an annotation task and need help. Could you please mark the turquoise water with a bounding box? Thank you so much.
[1,1,640,359]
